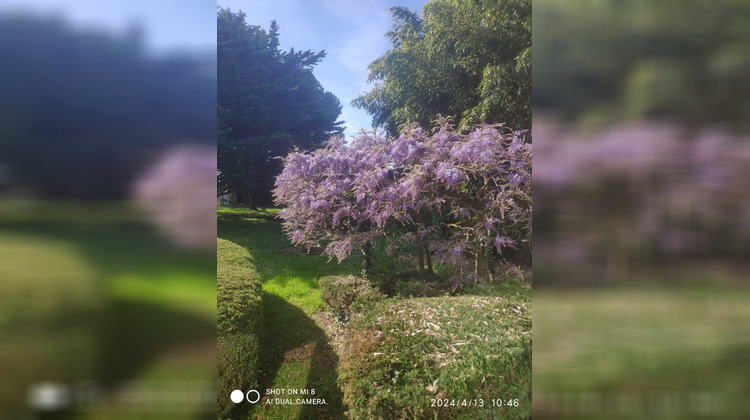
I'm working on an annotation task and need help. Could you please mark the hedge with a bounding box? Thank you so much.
[0,233,101,418]
[217,238,263,419]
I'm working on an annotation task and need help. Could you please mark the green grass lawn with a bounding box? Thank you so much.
[1,203,216,419]
[218,206,357,419]
[218,207,363,311]
[533,288,750,419]
[218,206,533,419]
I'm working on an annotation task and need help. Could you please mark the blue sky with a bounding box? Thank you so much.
[217,0,428,138]
[0,0,217,54]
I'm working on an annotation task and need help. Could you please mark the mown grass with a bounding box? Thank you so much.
[218,206,362,313]
[218,206,533,419]
[533,288,750,419]
[1,204,216,419]
[218,206,354,419]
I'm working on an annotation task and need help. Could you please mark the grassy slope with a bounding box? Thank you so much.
[534,289,750,418]
[218,207,359,419]
[1,207,216,419]
[219,207,534,419]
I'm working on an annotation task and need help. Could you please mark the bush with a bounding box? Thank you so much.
[339,295,532,419]
[217,239,263,419]
[392,279,445,298]
[0,233,101,417]
[319,276,381,324]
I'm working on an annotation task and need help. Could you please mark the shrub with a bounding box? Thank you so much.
[217,238,263,419]
[319,276,381,324]
[0,233,101,418]
[339,295,532,419]
[392,279,445,298]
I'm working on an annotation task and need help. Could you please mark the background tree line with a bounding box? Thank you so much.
[354,0,531,136]
[217,7,343,208]
[0,13,215,200]
[534,0,750,132]
[217,0,531,208]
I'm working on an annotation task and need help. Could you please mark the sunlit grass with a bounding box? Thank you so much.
[109,270,216,316]
[218,205,363,315]
[534,288,750,418]
[1,213,216,418]
[263,277,323,314]
[218,206,351,418]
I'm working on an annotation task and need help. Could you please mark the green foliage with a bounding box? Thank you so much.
[369,260,447,297]
[354,0,531,135]
[339,294,532,419]
[534,289,750,418]
[392,279,445,298]
[217,238,263,419]
[319,275,383,324]
[534,0,750,131]
[217,8,343,207]
[0,233,101,418]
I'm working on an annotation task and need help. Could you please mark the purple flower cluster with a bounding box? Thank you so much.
[273,120,532,266]
[534,118,750,283]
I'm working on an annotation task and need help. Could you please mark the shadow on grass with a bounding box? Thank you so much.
[98,298,216,385]
[2,222,215,277]
[218,221,363,291]
[218,208,281,224]
[249,292,346,420]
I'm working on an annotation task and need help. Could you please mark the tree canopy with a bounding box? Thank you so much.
[274,121,531,279]
[353,0,531,136]
[217,7,343,208]
[0,13,215,200]
[534,0,750,131]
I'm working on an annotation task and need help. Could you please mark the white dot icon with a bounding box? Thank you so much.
[230,390,244,404]
[28,382,70,411]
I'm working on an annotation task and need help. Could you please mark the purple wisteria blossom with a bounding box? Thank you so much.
[273,119,532,277]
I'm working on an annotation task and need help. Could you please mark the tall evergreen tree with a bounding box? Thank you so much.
[217,7,343,208]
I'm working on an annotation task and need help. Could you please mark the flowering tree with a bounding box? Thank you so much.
[273,120,531,281]
[133,144,217,251]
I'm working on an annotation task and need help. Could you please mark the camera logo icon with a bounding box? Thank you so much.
[230,389,260,404]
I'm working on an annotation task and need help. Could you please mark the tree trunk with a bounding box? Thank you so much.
[237,185,258,210]
[417,242,425,273]
[474,238,482,282]
[486,254,495,284]
[424,241,434,274]
[362,242,373,277]
[415,210,434,274]
[247,188,257,211]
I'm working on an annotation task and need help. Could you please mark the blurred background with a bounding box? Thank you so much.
[0,1,217,418]
[533,0,750,418]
